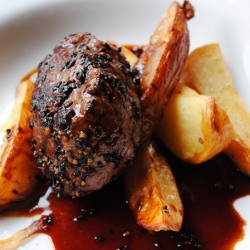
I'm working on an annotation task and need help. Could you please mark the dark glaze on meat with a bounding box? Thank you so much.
[31,33,141,197]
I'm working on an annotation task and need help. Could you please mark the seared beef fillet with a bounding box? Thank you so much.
[31,33,141,197]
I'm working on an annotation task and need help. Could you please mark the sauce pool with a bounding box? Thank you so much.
[38,153,250,250]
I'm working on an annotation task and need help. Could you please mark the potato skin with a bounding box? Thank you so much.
[0,79,40,208]
[123,2,193,232]
[125,142,183,232]
[136,2,193,140]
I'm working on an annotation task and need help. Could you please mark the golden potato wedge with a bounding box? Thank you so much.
[183,44,250,175]
[136,1,193,140]
[121,46,138,68]
[0,79,40,208]
[156,84,235,164]
[125,142,183,232]
[107,41,139,68]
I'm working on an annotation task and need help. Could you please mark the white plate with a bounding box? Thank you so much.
[0,0,249,249]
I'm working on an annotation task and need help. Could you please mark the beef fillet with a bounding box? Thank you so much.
[31,33,141,197]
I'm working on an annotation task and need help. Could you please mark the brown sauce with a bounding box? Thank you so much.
[38,153,250,250]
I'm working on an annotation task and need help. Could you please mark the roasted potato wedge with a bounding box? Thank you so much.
[183,44,250,175]
[135,1,193,140]
[107,41,139,68]
[121,46,138,68]
[125,142,183,232]
[0,79,40,208]
[156,84,235,164]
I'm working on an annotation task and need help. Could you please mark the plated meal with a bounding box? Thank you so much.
[0,0,250,249]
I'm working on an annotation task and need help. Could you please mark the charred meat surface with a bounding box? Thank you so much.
[31,33,141,197]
